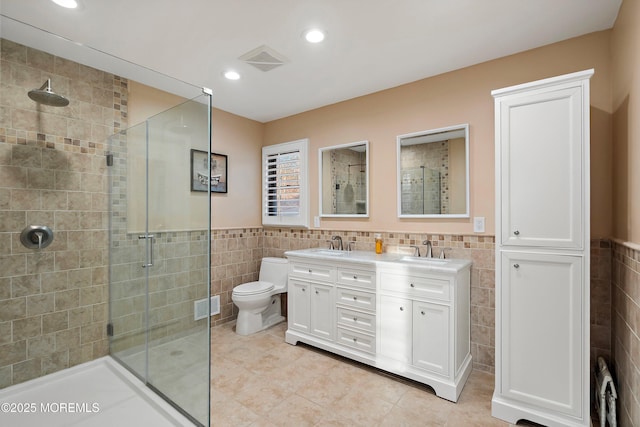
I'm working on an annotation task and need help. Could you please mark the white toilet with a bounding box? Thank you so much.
[231,257,289,336]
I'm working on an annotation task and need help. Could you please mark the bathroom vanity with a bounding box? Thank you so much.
[284,249,472,402]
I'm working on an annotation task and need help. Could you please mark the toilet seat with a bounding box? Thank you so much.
[233,281,274,296]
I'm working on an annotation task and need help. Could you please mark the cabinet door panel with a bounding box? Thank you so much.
[500,252,583,417]
[412,301,449,375]
[310,283,334,340]
[288,279,310,333]
[379,295,412,363]
[500,86,583,248]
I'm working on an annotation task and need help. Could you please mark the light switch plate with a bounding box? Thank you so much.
[473,217,485,233]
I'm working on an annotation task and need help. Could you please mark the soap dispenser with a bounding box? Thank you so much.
[374,233,383,254]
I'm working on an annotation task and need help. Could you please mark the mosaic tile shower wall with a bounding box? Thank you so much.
[0,39,126,387]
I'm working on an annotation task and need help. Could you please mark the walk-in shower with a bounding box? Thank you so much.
[107,93,212,426]
[0,13,212,427]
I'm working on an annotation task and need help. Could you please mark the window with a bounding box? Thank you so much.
[262,139,309,227]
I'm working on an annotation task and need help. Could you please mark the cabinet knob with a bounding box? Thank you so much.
[353,337,357,342]
[353,317,358,322]
[421,311,425,315]
[513,230,520,236]
[301,288,306,292]
[399,306,404,311]
[514,264,520,269]
[308,269,312,273]
[353,296,357,301]
[353,275,358,280]
[315,290,319,294]
[410,283,415,288]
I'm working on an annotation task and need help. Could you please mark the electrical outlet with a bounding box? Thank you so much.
[314,216,320,228]
[473,217,485,233]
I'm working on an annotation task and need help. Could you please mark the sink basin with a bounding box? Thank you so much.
[400,256,448,265]
[312,249,349,256]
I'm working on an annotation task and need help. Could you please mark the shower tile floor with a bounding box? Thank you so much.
[210,322,540,427]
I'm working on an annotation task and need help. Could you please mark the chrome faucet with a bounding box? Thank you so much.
[410,245,420,257]
[422,240,432,258]
[331,235,343,250]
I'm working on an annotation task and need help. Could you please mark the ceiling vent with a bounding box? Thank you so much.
[239,45,288,72]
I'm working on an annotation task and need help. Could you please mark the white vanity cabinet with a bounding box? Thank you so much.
[285,249,472,403]
[377,264,470,401]
[492,70,592,427]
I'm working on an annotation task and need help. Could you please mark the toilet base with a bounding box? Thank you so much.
[234,295,285,336]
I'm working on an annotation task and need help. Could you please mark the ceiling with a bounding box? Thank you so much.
[0,0,622,123]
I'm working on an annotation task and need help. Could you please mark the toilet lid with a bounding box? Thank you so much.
[234,281,274,296]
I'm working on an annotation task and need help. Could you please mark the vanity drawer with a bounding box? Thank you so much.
[336,307,376,333]
[337,267,376,289]
[336,327,376,354]
[289,261,336,282]
[380,272,450,301]
[336,287,376,311]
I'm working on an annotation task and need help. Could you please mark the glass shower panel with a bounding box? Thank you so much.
[108,94,211,427]
[108,120,148,375]
[145,97,211,426]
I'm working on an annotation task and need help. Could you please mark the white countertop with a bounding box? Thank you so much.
[284,248,472,273]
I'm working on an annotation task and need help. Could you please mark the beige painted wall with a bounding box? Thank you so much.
[264,31,613,237]
[128,81,264,229]
[612,0,640,244]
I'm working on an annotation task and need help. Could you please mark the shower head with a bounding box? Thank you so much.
[28,79,69,107]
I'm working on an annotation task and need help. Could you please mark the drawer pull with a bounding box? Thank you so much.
[353,317,358,322]
[399,306,404,311]
[353,338,357,342]
[353,275,358,280]
[514,264,520,269]
[514,230,520,236]
[410,283,415,288]
[353,296,357,301]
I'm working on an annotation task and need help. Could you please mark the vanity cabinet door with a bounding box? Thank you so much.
[310,283,334,340]
[288,279,310,333]
[412,301,449,376]
[379,295,412,363]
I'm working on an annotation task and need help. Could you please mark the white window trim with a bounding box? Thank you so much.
[262,138,309,228]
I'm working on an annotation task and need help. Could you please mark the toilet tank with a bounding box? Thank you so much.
[259,257,289,288]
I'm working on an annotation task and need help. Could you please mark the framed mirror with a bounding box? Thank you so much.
[397,124,469,218]
[320,140,369,217]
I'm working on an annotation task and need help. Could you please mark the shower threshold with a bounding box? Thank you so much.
[0,356,195,426]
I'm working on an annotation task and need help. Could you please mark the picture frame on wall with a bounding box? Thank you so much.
[190,149,228,193]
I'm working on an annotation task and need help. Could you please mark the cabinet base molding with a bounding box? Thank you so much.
[286,329,472,402]
[491,394,591,427]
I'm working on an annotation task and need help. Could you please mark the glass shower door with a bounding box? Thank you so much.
[108,93,211,426]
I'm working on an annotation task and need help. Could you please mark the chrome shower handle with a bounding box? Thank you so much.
[138,234,155,268]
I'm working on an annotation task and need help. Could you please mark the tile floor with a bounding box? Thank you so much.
[211,321,529,427]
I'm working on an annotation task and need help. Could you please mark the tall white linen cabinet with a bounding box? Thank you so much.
[491,69,593,427]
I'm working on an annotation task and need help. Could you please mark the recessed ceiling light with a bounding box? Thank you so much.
[223,70,241,80]
[51,0,79,8]
[304,29,325,43]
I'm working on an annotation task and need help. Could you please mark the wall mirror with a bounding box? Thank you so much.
[397,124,469,218]
[320,141,369,217]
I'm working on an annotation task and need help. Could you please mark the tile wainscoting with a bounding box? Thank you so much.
[611,240,640,427]
[215,229,616,377]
